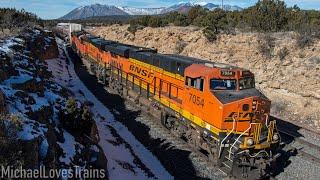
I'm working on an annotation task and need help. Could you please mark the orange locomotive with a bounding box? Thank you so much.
[71,31,281,178]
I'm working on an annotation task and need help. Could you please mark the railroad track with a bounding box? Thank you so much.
[276,121,320,164]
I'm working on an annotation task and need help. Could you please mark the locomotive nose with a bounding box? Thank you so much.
[252,98,271,124]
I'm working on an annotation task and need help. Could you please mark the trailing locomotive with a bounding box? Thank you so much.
[70,31,281,178]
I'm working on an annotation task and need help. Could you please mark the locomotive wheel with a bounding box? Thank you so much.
[165,117,175,130]
[170,120,184,138]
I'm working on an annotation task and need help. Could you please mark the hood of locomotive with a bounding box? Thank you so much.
[215,88,271,126]
[213,88,278,150]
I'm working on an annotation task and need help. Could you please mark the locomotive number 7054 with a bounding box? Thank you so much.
[189,93,205,107]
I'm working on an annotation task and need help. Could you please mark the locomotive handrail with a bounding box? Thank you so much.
[229,123,252,160]
[265,114,269,128]
[218,116,236,158]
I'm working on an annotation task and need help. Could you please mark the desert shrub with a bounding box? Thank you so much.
[127,24,140,35]
[148,16,167,27]
[188,5,208,25]
[175,39,188,53]
[309,56,320,64]
[203,27,218,42]
[173,14,189,26]
[61,99,94,136]
[258,34,275,59]
[296,34,313,48]
[278,47,289,61]
[66,98,78,115]
[247,0,288,32]
[201,9,228,34]
[0,114,22,140]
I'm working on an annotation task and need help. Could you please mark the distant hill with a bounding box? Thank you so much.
[59,2,243,20]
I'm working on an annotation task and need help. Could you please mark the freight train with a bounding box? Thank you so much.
[70,31,281,178]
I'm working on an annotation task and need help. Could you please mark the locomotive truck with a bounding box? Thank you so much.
[70,31,281,178]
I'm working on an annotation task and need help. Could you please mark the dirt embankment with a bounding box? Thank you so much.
[89,24,320,130]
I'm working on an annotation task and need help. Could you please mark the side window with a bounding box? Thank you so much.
[185,77,204,91]
[177,62,181,74]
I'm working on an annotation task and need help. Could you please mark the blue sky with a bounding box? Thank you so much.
[0,0,319,19]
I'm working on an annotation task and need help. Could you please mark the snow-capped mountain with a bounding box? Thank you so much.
[60,2,243,20]
[118,6,166,15]
[60,4,128,20]
[202,3,220,10]
[160,2,194,14]
[162,2,242,13]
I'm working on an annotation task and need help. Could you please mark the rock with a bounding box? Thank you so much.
[91,145,108,178]
[14,90,28,98]
[27,106,53,124]
[43,126,58,169]
[27,96,36,105]
[0,90,7,114]
[27,30,59,61]
[269,82,281,89]
[90,123,100,143]
[21,138,40,169]
[0,70,8,82]
[12,79,45,95]
[0,54,18,82]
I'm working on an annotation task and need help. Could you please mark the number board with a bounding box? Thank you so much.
[221,71,235,77]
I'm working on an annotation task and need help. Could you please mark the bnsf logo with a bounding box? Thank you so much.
[129,65,154,78]
[224,112,254,122]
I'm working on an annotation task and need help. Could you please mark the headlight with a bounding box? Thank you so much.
[273,134,279,141]
[247,138,254,146]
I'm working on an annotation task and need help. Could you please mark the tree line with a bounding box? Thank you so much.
[0,8,42,31]
[44,15,139,28]
[127,0,320,41]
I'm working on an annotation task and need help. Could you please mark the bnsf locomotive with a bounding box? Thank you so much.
[71,31,281,178]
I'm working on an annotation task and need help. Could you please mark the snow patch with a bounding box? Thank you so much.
[40,139,49,159]
[4,74,33,85]
[58,130,81,165]
[18,118,48,141]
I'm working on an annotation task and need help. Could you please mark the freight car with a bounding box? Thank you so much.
[70,31,281,178]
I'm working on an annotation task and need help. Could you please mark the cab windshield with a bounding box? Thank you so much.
[210,79,237,90]
[239,77,255,90]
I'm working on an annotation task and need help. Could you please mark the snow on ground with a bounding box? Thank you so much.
[18,118,48,141]
[0,35,49,143]
[58,130,83,165]
[3,74,33,85]
[46,38,172,180]
[0,37,24,53]
[0,32,65,167]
